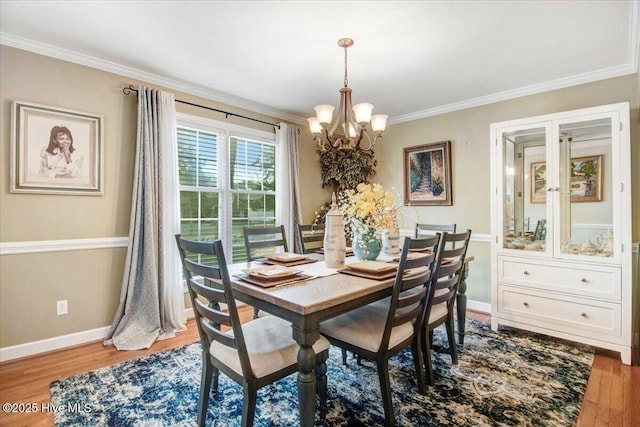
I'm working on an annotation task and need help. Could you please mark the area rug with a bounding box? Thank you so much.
[50,321,593,426]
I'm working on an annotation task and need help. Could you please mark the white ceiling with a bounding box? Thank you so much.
[1,1,638,125]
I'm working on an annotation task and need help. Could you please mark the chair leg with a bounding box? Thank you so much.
[315,350,329,417]
[241,384,258,427]
[376,359,395,427]
[341,348,348,365]
[197,356,214,427]
[411,337,426,394]
[423,331,435,386]
[445,316,459,365]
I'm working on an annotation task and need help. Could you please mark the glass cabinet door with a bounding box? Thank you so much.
[499,124,550,253]
[556,115,616,260]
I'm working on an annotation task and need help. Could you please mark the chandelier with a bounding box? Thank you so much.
[307,38,387,152]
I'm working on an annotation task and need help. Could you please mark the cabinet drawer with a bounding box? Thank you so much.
[498,258,621,300]
[497,286,621,338]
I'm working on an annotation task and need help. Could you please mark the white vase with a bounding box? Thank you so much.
[323,194,346,267]
[381,228,400,254]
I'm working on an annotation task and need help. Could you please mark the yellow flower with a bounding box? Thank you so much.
[339,183,397,231]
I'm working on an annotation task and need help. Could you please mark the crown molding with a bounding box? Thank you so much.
[3,1,638,130]
[0,32,306,126]
[389,63,637,125]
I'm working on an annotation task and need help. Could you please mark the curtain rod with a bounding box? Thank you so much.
[122,85,280,129]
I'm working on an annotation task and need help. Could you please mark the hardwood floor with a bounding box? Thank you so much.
[0,309,637,426]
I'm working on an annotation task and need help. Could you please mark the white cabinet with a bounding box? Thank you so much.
[490,103,632,364]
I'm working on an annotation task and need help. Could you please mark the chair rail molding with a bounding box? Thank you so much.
[399,229,491,243]
[0,237,129,255]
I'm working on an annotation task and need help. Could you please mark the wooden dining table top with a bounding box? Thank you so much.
[226,255,398,317]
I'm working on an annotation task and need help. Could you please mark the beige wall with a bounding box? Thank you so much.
[0,46,285,347]
[1,44,637,349]
[369,74,639,303]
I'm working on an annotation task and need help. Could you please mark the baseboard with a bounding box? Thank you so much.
[0,301,491,362]
[0,308,195,363]
[466,300,491,314]
[0,326,112,363]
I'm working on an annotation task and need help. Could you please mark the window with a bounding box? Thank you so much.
[176,114,276,263]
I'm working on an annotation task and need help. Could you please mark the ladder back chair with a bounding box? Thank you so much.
[175,235,330,427]
[319,235,442,427]
[415,223,456,248]
[243,225,288,261]
[297,224,325,254]
[422,229,472,386]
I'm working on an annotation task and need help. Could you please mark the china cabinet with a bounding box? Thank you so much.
[490,102,632,364]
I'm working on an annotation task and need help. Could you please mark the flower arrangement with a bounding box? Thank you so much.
[339,183,397,233]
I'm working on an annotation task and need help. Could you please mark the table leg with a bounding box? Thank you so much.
[456,262,469,346]
[297,344,316,427]
[292,323,319,427]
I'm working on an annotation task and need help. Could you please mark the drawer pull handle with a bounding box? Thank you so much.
[523,271,530,276]
[581,278,588,283]
[523,302,529,307]
[581,312,588,318]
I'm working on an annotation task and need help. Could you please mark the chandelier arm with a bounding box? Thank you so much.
[360,130,374,151]
[327,90,346,137]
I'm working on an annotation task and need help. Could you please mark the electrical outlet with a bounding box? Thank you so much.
[56,300,68,316]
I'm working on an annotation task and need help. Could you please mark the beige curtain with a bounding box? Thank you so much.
[275,123,302,253]
[104,86,184,350]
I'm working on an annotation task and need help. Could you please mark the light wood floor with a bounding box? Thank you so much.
[0,309,638,426]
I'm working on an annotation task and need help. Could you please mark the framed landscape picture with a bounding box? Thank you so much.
[403,140,452,206]
[530,155,602,203]
[11,100,103,195]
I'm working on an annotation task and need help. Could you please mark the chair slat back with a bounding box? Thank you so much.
[175,235,253,377]
[243,225,289,261]
[384,235,441,345]
[415,223,456,248]
[425,230,472,322]
[297,224,325,254]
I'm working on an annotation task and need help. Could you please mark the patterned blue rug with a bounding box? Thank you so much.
[50,321,593,426]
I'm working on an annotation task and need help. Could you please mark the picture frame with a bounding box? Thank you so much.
[403,140,452,206]
[530,161,547,203]
[530,155,602,203]
[11,100,103,195]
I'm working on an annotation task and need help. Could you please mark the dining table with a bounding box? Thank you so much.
[228,254,399,426]
[226,251,473,426]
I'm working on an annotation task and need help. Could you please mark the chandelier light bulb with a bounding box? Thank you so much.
[314,105,334,125]
[371,114,388,133]
[307,117,322,134]
[352,103,374,124]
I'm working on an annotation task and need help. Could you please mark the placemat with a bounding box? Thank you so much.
[262,258,318,267]
[233,272,313,288]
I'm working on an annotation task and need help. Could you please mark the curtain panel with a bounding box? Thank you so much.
[275,123,302,253]
[105,86,184,350]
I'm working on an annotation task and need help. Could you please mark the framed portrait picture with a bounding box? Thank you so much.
[11,100,103,195]
[403,140,452,206]
[530,155,602,203]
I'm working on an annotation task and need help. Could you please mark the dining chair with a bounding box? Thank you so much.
[175,235,330,427]
[243,225,288,261]
[415,223,456,248]
[422,229,472,386]
[297,224,325,254]
[319,235,442,426]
